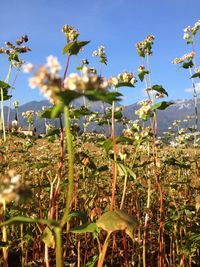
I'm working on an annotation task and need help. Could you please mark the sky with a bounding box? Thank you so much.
[0,0,200,106]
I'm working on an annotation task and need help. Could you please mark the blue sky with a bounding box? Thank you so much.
[0,0,200,106]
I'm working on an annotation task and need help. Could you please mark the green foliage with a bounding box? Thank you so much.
[96,210,138,240]
[70,223,99,234]
[151,101,174,110]
[138,70,149,82]
[62,41,90,55]
[115,82,135,88]
[181,60,194,69]
[42,227,55,248]
[191,72,200,78]
[151,84,168,96]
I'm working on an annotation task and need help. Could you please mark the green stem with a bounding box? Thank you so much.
[61,106,74,228]
[54,227,63,267]
[110,100,117,211]
[0,64,12,142]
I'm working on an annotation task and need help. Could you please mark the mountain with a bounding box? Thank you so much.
[2,98,200,134]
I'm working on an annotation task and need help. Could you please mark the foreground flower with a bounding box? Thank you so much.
[22,62,34,73]
[63,73,109,91]
[27,56,109,104]
[46,55,61,74]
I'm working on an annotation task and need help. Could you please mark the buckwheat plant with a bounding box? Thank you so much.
[93,45,107,76]
[0,35,30,141]
[22,25,121,267]
[173,19,200,144]
[136,34,171,267]
[22,110,35,131]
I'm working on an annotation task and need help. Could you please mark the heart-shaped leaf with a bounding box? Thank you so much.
[63,41,90,56]
[151,101,174,111]
[96,210,138,240]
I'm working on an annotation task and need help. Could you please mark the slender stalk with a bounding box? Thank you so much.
[54,227,63,267]
[142,179,151,267]
[120,173,128,210]
[61,105,74,227]
[0,64,12,142]
[97,232,111,267]
[2,200,8,267]
[110,100,117,211]
[7,68,20,130]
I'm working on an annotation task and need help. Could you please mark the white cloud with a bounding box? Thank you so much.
[185,82,200,93]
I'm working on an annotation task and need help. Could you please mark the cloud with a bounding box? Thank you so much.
[185,82,200,93]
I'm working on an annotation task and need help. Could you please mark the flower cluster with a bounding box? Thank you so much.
[27,56,62,104]
[183,20,200,41]
[138,65,146,72]
[63,73,109,92]
[93,45,108,65]
[27,56,109,104]
[135,100,152,120]
[0,35,30,67]
[136,35,155,57]
[62,25,79,42]
[172,51,195,64]
[22,110,35,119]
[110,71,136,87]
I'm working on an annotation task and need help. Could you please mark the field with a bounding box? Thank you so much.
[0,23,200,267]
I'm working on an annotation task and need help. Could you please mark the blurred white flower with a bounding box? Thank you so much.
[46,55,61,74]
[22,63,34,73]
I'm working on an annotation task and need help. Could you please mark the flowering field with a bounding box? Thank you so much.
[0,22,200,267]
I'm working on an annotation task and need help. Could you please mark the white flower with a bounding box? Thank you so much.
[11,174,21,184]
[46,55,61,74]
[22,63,34,73]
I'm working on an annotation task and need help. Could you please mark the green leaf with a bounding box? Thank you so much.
[70,108,93,119]
[97,138,113,154]
[0,80,11,89]
[70,223,99,234]
[57,91,82,106]
[138,70,149,82]
[151,85,168,96]
[116,82,135,88]
[63,41,90,56]
[0,216,59,227]
[116,136,133,144]
[96,210,138,240]
[37,104,64,119]
[42,227,55,248]
[181,60,194,69]
[84,90,122,105]
[0,94,12,101]
[117,162,136,179]
[191,72,200,79]
[151,101,174,111]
